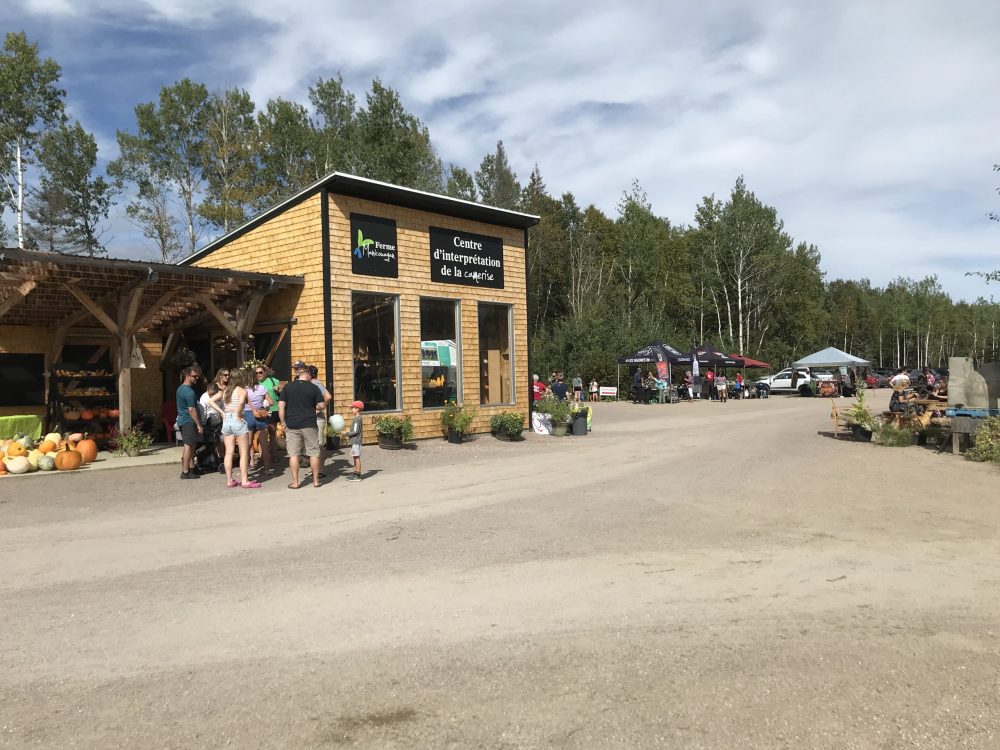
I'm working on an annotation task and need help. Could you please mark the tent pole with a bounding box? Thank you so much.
[616,364,620,402]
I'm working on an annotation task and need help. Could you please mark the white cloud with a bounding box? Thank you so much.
[10,0,1000,300]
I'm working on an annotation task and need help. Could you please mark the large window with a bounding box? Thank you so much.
[352,292,399,411]
[420,298,460,408]
[478,303,513,405]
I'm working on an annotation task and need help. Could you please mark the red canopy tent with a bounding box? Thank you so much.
[731,354,770,368]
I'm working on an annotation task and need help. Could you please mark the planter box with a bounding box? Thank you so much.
[850,425,873,442]
[446,428,464,444]
[552,423,569,437]
[378,434,404,450]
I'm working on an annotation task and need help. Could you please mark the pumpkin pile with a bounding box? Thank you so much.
[1,432,97,476]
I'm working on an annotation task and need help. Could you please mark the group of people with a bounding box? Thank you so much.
[680,369,747,402]
[532,372,600,402]
[175,360,365,489]
[888,366,948,416]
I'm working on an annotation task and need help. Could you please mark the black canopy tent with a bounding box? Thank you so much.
[616,340,692,400]
[693,342,744,369]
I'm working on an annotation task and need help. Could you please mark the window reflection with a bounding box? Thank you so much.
[420,298,459,407]
[352,292,399,411]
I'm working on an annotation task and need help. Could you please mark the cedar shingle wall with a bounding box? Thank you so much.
[189,191,530,442]
[189,194,322,372]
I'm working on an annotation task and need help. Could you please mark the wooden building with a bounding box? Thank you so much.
[183,173,539,442]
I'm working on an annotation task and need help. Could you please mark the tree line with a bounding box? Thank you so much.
[2,31,997,376]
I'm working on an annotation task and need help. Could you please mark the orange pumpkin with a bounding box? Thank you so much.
[0,460,6,475]
[5,442,27,458]
[80,409,94,420]
[75,437,98,464]
[36,440,57,454]
[108,408,120,418]
[54,447,83,471]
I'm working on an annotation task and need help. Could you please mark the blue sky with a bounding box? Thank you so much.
[5,0,999,301]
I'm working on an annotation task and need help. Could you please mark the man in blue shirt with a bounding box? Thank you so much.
[176,365,204,479]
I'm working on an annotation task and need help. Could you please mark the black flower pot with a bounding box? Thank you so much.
[447,428,464,444]
[378,433,403,450]
[850,425,873,442]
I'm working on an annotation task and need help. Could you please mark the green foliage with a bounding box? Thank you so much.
[489,412,524,437]
[29,121,114,255]
[110,78,210,257]
[373,414,414,442]
[966,416,1000,463]
[475,140,520,209]
[439,402,475,434]
[845,386,880,432]
[876,422,915,447]
[537,395,572,424]
[110,426,154,456]
[199,87,261,232]
[0,31,66,247]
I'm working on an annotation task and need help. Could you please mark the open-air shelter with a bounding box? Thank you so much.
[792,346,871,369]
[0,248,303,438]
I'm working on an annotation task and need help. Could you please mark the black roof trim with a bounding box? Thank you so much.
[181,172,540,266]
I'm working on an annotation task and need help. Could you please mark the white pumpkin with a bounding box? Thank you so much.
[4,456,30,475]
[26,449,44,471]
[37,455,56,471]
[43,432,62,446]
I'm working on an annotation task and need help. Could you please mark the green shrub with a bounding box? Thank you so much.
[846,386,880,432]
[967,416,1000,463]
[440,402,475,434]
[489,412,524,437]
[537,395,572,424]
[877,422,915,447]
[373,414,414,442]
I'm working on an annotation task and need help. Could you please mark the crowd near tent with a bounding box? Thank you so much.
[792,346,871,369]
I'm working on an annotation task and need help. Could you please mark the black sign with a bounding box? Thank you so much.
[350,214,398,278]
[429,227,504,289]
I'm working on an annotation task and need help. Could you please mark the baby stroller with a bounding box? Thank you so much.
[195,418,222,472]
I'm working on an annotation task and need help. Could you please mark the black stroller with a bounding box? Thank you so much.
[195,418,222,472]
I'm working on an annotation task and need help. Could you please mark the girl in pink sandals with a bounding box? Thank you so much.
[214,368,261,489]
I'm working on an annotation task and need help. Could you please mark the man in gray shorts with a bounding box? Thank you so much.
[278,361,324,489]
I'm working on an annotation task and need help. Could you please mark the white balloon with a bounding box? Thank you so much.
[328,414,345,432]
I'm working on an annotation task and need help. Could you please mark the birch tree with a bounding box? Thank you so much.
[0,32,65,249]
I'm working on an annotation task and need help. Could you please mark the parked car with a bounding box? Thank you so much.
[756,368,833,397]
[865,370,890,389]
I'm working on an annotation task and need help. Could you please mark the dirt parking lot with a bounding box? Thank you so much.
[1,396,998,749]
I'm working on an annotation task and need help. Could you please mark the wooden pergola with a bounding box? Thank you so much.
[0,249,304,434]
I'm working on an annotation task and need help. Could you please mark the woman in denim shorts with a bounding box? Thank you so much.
[216,369,260,488]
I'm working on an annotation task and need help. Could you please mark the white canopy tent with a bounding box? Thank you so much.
[792,346,871,368]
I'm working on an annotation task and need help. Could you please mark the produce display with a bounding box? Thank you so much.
[1,432,98,476]
[50,362,118,447]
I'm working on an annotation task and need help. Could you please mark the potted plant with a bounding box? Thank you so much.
[373,414,413,450]
[323,422,341,450]
[440,402,476,444]
[489,412,525,441]
[537,395,572,436]
[845,386,879,442]
[110,426,153,457]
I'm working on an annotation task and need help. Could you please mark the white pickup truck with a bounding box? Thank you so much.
[756,368,834,397]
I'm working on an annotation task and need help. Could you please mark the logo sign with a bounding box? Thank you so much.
[429,227,504,289]
[599,386,618,398]
[350,214,398,278]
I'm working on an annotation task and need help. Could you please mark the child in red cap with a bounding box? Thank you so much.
[346,401,364,481]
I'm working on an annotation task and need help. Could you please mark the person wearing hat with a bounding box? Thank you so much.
[278,361,325,488]
[345,400,365,482]
[308,365,333,479]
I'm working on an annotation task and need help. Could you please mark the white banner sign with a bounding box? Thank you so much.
[599,386,618,398]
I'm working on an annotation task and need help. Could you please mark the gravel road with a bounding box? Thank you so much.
[1,397,998,748]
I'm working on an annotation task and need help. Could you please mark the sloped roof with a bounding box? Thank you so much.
[182,172,541,266]
[792,346,871,368]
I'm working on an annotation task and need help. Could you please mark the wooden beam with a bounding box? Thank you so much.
[131,289,177,333]
[120,287,146,335]
[65,283,119,335]
[52,270,156,332]
[236,290,267,337]
[0,280,37,318]
[160,331,180,368]
[198,293,239,337]
[262,325,289,367]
